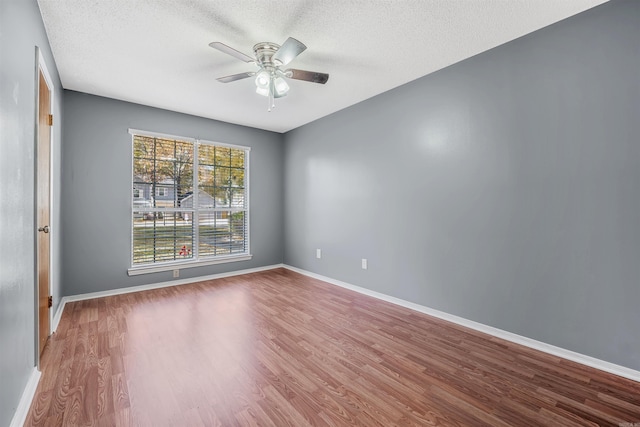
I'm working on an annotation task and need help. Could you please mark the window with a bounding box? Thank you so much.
[129,129,250,272]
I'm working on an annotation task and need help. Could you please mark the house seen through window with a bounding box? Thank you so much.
[131,131,249,267]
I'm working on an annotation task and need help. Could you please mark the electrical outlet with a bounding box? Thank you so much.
[316,249,322,259]
[362,258,368,270]
[173,269,179,278]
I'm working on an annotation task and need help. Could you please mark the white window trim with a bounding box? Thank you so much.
[128,254,253,276]
[128,128,251,274]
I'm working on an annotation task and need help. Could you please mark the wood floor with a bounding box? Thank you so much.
[26,268,640,426]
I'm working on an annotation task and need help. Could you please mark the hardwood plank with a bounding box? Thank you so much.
[25,268,640,426]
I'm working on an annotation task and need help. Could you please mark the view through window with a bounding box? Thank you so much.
[131,132,249,267]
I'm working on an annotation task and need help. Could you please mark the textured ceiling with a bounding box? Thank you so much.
[37,0,607,133]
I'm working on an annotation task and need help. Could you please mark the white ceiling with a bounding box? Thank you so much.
[37,0,607,133]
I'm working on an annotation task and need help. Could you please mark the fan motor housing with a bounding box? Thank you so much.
[253,42,281,67]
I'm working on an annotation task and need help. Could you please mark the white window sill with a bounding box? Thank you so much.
[127,254,253,276]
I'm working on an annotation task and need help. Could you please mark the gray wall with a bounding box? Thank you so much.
[61,91,284,296]
[284,0,640,370]
[0,0,64,424]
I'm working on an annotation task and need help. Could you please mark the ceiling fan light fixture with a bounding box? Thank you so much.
[255,70,270,89]
[274,77,289,96]
[255,86,270,97]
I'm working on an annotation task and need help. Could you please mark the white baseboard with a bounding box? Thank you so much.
[52,263,284,332]
[9,367,41,427]
[283,264,640,383]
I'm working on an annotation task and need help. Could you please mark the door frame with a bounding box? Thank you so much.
[34,47,55,368]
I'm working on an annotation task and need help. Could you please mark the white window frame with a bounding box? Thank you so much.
[155,187,168,197]
[127,128,251,276]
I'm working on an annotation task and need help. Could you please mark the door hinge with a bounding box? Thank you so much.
[48,296,53,308]
[48,114,53,126]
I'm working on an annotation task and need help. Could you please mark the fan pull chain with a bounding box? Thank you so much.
[268,77,275,112]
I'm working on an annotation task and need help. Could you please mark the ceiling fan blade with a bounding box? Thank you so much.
[216,72,255,83]
[209,42,255,63]
[286,69,329,84]
[272,37,307,66]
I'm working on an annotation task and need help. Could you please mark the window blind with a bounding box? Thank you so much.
[131,132,249,267]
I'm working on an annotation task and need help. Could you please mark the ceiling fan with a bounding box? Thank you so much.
[209,37,329,111]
